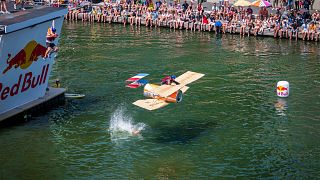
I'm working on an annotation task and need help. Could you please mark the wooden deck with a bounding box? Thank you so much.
[0,6,67,34]
[0,7,64,26]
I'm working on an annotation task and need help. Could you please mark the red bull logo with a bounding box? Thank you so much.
[2,40,47,74]
[277,86,288,96]
[277,86,288,92]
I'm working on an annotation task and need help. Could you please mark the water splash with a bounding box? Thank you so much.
[109,106,146,141]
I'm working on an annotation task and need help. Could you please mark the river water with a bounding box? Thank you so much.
[1,22,320,179]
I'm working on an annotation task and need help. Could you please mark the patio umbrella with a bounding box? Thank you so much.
[251,0,272,7]
[234,0,252,7]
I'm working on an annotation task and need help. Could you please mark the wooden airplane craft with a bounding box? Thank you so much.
[125,71,205,110]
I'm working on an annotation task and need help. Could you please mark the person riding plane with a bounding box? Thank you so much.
[161,75,180,85]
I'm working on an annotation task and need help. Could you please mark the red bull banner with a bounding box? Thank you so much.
[0,17,64,114]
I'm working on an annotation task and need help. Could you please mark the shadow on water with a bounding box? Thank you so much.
[0,94,103,129]
[152,119,217,144]
[48,95,105,123]
[0,96,66,128]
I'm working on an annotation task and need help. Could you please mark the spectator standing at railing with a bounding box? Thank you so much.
[287,0,293,9]
[258,8,264,20]
[310,0,314,10]
[182,0,188,12]
[262,7,269,20]
[196,3,203,15]
[155,0,162,11]
[273,0,279,9]
[303,0,310,10]
[219,0,223,7]
[211,2,218,11]
[0,0,10,14]
[294,0,299,10]
[246,6,253,19]
[13,0,26,10]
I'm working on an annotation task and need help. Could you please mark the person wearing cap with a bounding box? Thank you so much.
[161,75,180,85]
[44,27,59,58]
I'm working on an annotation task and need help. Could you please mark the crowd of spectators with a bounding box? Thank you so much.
[65,0,320,41]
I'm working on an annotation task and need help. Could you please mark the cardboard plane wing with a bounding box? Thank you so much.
[180,86,189,93]
[133,99,169,111]
[175,71,205,86]
[153,85,184,97]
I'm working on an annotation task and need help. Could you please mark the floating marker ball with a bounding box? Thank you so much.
[277,81,289,97]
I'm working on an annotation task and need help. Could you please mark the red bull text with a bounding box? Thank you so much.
[0,64,50,101]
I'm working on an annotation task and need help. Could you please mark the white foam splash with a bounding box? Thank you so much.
[109,106,146,141]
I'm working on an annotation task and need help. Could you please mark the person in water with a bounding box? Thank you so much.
[161,75,180,85]
[45,27,59,58]
[132,130,140,135]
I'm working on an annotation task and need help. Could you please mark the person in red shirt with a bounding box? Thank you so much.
[161,75,180,85]
[201,14,208,31]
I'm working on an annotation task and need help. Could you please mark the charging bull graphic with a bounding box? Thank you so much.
[2,40,47,74]
[277,86,288,92]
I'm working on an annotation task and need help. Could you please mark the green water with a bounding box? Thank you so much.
[1,22,320,179]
